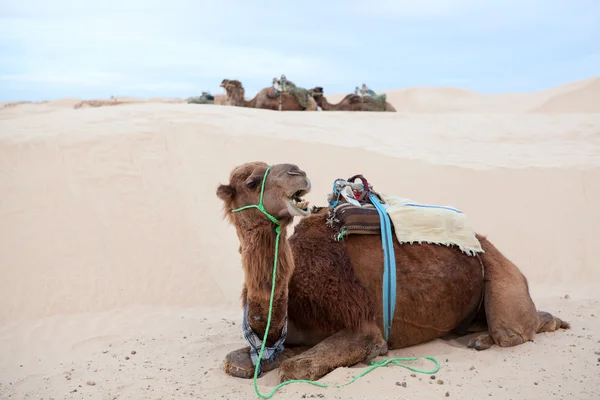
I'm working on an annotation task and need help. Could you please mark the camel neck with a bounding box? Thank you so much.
[237,223,294,345]
[315,96,329,111]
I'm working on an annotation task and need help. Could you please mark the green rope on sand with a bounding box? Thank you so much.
[231,166,441,399]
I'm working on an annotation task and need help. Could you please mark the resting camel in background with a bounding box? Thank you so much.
[309,87,397,112]
[220,79,317,111]
[216,162,569,382]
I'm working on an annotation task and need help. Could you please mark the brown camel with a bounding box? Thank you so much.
[309,87,397,112]
[220,79,317,111]
[216,162,569,383]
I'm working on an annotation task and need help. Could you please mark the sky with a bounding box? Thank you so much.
[1,0,599,101]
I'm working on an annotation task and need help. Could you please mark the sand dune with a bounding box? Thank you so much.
[1,79,599,399]
[3,76,599,114]
[313,76,600,113]
[533,78,600,113]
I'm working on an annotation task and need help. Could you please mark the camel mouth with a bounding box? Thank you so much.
[286,189,311,217]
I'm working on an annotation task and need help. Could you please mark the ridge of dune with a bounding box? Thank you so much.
[327,76,600,113]
[532,77,600,113]
[2,76,599,114]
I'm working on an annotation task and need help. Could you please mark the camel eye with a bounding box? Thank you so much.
[247,180,258,189]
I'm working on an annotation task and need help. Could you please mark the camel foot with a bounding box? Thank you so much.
[278,326,384,382]
[223,346,309,379]
[379,342,389,356]
[362,341,388,364]
[537,311,570,332]
[467,333,495,351]
[224,347,255,379]
[359,343,388,365]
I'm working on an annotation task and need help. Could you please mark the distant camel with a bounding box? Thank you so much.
[187,92,215,105]
[309,87,396,112]
[220,79,317,111]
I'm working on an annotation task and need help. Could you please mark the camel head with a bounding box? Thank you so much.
[309,87,324,98]
[220,79,245,106]
[220,79,243,90]
[217,162,312,226]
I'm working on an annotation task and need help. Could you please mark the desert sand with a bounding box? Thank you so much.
[1,77,600,400]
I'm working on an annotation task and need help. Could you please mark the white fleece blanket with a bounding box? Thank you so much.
[380,194,484,255]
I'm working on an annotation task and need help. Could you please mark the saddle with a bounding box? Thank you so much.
[266,87,281,99]
[325,175,386,240]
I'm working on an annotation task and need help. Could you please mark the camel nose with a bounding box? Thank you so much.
[285,164,306,177]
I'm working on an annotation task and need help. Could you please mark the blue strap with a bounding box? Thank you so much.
[368,193,396,342]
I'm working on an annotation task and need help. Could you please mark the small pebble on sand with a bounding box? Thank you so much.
[86,381,96,386]
[125,356,130,360]
[395,381,407,387]
[437,379,444,385]
[430,375,436,380]
[131,351,136,355]
[410,373,416,378]
[446,392,450,397]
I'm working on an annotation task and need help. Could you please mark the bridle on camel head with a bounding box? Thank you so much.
[231,165,280,229]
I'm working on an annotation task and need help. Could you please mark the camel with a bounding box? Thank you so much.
[187,92,215,104]
[216,162,569,383]
[220,79,317,111]
[309,87,397,112]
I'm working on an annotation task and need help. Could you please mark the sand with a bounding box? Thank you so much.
[1,78,600,400]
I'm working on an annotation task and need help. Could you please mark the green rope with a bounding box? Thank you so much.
[231,166,441,399]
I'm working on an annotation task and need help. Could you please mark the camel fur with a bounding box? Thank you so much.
[309,87,397,112]
[220,79,317,111]
[216,162,569,383]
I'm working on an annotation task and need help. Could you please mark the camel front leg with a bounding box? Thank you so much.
[224,346,309,379]
[278,323,386,382]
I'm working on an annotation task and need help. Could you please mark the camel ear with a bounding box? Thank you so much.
[216,184,235,201]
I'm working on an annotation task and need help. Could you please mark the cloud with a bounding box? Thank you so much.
[0,6,346,98]
[0,0,598,100]
[0,72,124,85]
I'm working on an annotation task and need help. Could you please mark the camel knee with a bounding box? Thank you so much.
[278,355,332,382]
[494,324,536,347]
[278,327,385,382]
